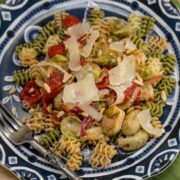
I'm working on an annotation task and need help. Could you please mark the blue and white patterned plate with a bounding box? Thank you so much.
[0,0,180,179]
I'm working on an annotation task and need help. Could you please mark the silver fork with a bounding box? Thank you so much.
[0,102,82,180]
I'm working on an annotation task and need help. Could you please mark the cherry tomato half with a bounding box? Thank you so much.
[20,81,41,107]
[63,15,81,29]
[48,43,65,58]
[96,76,110,90]
[120,83,138,105]
[42,74,64,102]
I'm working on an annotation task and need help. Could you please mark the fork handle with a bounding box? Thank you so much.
[45,152,82,180]
[30,139,82,180]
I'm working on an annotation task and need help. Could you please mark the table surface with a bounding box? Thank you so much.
[0,154,180,180]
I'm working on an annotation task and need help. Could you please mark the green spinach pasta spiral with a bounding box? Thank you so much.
[32,21,58,53]
[161,54,176,75]
[39,130,61,149]
[130,32,148,52]
[156,76,176,95]
[128,13,154,37]
[138,16,154,37]
[144,50,163,59]
[154,88,162,103]
[13,69,32,85]
[88,7,105,25]
[142,101,165,117]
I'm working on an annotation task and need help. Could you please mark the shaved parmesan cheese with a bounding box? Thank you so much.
[64,36,81,71]
[68,20,90,38]
[110,41,125,52]
[62,74,99,104]
[109,55,136,86]
[81,30,99,57]
[74,64,93,81]
[79,104,103,121]
[137,109,165,137]
[124,38,136,51]
[110,38,136,53]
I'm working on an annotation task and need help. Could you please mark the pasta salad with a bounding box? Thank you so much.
[12,7,176,171]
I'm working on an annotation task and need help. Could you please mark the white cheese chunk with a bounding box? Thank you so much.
[81,30,99,58]
[68,20,90,38]
[108,55,136,86]
[62,74,99,104]
[79,104,103,121]
[110,38,136,53]
[64,35,81,71]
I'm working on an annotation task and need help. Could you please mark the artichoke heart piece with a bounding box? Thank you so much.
[60,116,82,138]
[137,109,165,137]
[80,127,104,142]
[92,55,117,67]
[121,109,141,136]
[117,130,149,152]
[102,105,125,136]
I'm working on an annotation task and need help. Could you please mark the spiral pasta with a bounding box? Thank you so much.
[130,32,148,52]
[148,36,168,53]
[59,137,81,155]
[43,35,61,53]
[18,47,37,67]
[54,12,68,29]
[88,8,109,42]
[144,50,163,59]
[156,76,176,95]
[146,57,163,77]
[22,113,56,133]
[128,13,154,37]
[26,59,44,86]
[66,152,83,171]
[13,69,32,85]
[161,54,176,75]
[51,136,83,170]
[15,42,34,59]
[151,117,164,129]
[89,141,117,168]
[128,12,142,32]
[154,88,162,102]
[39,130,61,149]
[88,7,105,25]
[32,21,58,54]
[139,16,154,37]
[142,101,165,117]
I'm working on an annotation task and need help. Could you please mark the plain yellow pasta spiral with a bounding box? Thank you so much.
[148,36,168,53]
[66,152,83,171]
[18,47,37,67]
[89,141,117,168]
